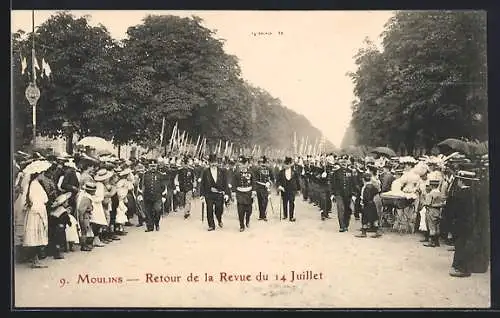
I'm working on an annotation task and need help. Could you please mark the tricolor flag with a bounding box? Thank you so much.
[42,58,52,78]
[21,56,27,75]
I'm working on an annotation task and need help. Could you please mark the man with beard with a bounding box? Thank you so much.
[329,157,357,232]
[276,157,301,222]
[199,154,230,231]
[234,156,257,231]
[254,156,272,221]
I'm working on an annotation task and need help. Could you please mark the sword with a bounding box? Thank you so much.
[269,194,275,216]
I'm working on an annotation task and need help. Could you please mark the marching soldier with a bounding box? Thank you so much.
[174,157,196,219]
[254,156,273,221]
[141,163,166,232]
[234,156,257,231]
[329,157,357,232]
[199,154,231,231]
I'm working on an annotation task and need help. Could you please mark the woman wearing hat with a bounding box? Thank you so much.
[92,169,115,247]
[21,162,52,268]
[114,169,132,234]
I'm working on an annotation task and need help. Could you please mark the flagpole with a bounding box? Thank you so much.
[25,9,41,149]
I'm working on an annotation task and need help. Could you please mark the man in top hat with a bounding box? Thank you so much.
[448,170,480,277]
[276,156,301,222]
[329,157,357,232]
[234,156,257,231]
[141,163,167,232]
[174,157,196,219]
[254,156,273,221]
[199,153,231,231]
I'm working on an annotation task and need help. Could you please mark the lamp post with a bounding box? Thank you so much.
[25,10,40,148]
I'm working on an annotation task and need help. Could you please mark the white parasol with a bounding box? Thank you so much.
[77,136,115,155]
[22,160,52,175]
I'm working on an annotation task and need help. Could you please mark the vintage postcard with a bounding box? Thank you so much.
[11,10,490,308]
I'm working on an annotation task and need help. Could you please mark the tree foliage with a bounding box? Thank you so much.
[348,11,487,154]
[12,12,327,153]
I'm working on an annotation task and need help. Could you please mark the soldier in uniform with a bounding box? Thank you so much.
[318,160,332,220]
[199,154,231,231]
[329,157,357,232]
[254,156,273,221]
[141,163,166,232]
[234,156,257,231]
[174,157,196,219]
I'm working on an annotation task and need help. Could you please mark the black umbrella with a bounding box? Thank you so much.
[436,138,471,155]
[467,141,488,156]
[370,146,397,158]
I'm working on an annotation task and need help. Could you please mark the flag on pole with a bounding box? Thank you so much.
[42,58,52,78]
[159,117,165,147]
[21,56,27,75]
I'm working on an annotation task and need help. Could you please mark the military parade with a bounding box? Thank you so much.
[12,10,490,309]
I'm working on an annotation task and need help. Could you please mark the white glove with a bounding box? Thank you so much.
[173,190,178,195]
[137,195,143,201]
[321,172,327,178]
[265,182,271,188]
[224,195,229,201]
[161,197,166,203]
[200,196,205,203]
[330,195,334,201]
[278,186,285,192]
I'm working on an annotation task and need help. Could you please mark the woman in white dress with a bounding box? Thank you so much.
[91,169,114,247]
[114,169,131,233]
[22,170,50,268]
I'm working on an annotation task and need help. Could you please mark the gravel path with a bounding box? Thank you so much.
[14,195,490,308]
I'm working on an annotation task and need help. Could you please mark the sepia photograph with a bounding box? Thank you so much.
[11,10,490,308]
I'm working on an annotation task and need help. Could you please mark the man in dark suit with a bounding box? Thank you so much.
[277,156,301,222]
[200,154,231,231]
[329,157,357,232]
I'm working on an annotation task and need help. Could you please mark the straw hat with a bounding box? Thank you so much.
[94,169,114,181]
[51,192,72,208]
[119,168,132,177]
[83,182,97,193]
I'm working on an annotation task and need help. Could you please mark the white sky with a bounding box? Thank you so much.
[11,10,394,148]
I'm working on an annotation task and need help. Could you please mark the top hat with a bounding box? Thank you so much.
[208,153,217,163]
[239,155,249,164]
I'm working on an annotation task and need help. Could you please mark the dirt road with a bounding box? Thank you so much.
[14,195,490,308]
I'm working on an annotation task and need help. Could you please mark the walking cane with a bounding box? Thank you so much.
[279,191,283,221]
[201,200,205,223]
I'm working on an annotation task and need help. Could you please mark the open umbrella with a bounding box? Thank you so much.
[467,141,488,156]
[371,146,396,158]
[77,136,115,156]
[436,138,471,155]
